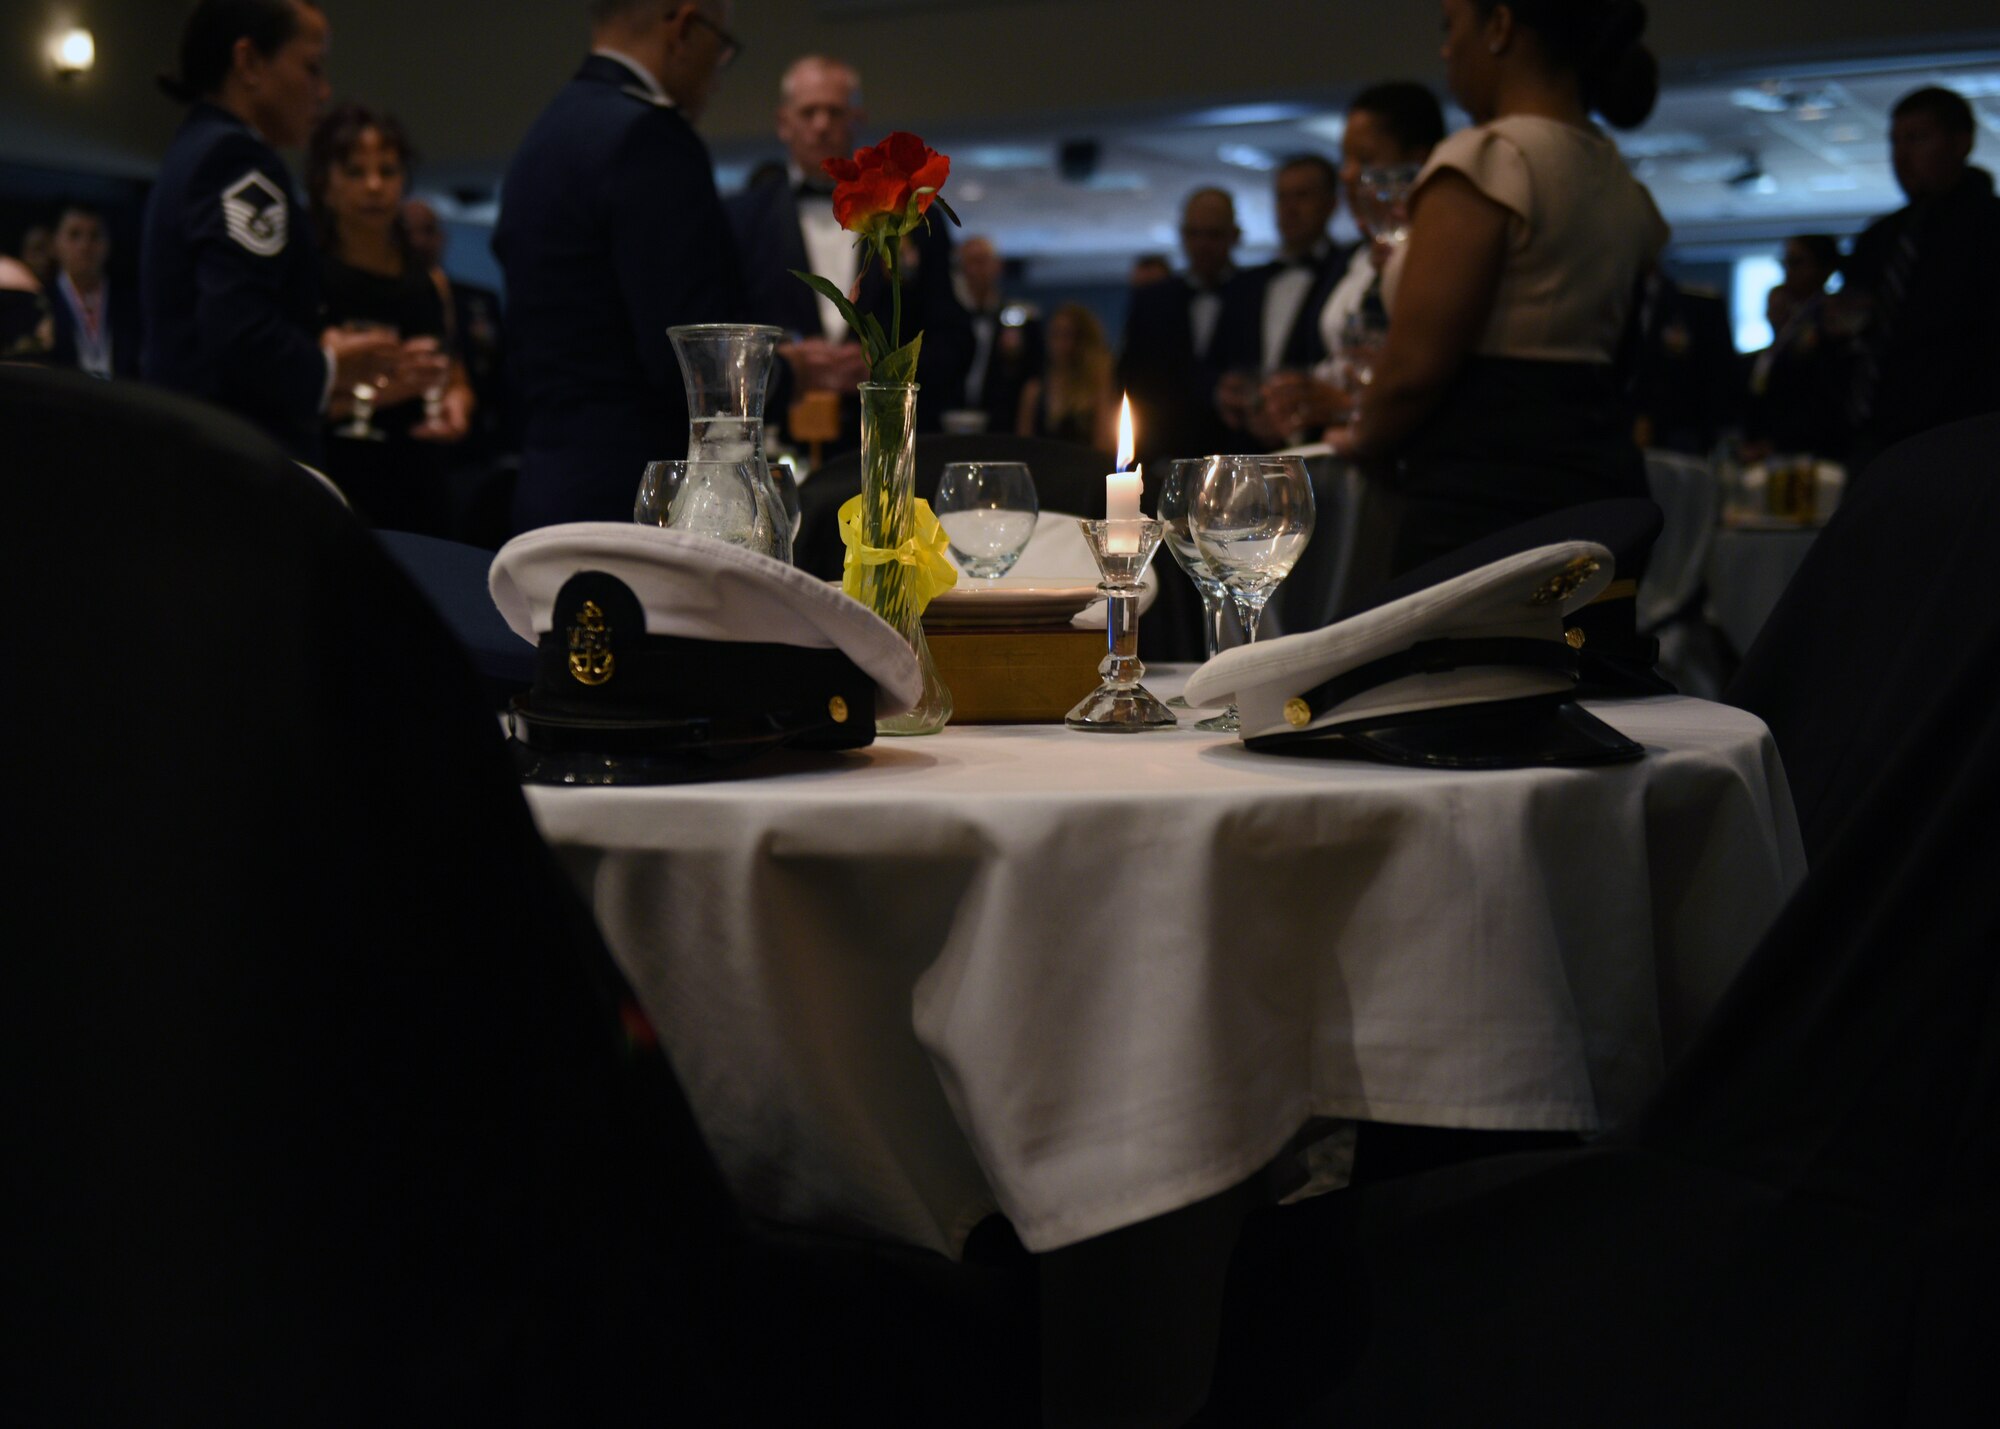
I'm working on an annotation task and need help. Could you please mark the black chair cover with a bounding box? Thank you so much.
[1260,545,2000,1424]
[0,367,1035,1424]
[374,529,537,707]
[1726,412,2000,859]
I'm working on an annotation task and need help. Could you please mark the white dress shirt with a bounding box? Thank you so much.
[1260,239,1333,375]
[1312,246,1383,382]
[792,164,857,341]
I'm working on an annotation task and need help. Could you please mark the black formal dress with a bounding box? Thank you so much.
[317,255,451,535]
[140,101,328,460]
[493,54,745,531]
[728,171,973,447]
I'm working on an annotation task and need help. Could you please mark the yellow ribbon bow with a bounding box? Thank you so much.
[837,494,960,614]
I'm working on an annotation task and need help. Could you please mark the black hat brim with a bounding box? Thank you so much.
[1244,695,1644,769]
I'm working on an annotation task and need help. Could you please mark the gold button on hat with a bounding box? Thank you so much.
[828,695,850,723]
[1284,697,1312,727]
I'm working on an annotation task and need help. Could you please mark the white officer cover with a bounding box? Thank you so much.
[1184,540,1615,741]
[491,523,922,715]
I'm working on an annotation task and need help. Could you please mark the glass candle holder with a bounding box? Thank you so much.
[1066,518,1177,732]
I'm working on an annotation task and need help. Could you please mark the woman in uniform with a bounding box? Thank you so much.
[140,0,403,463]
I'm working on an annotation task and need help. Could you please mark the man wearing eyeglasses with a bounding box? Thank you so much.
[494,0,746,532]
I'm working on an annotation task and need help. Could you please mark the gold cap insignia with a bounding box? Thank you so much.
[1284,697,1312,728]
[828,695,850,724]
[567,599,615,686]
[1565,627,1587,650]
[1529,556,1602,607]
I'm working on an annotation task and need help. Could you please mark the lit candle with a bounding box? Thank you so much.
[1106,395,1141,551]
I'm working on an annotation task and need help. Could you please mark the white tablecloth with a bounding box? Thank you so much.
[525,689,1802,1256]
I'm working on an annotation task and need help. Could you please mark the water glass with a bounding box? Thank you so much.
[934,461,1038,578]
[1158,459,1245,716]
[1189,455,1315,728]
[1357,164,1421,245]
[634,457,786,559]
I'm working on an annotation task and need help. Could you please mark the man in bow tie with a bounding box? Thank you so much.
[1119,186,1243,466]
[1212,154,1347,445]
[728,54,971,449]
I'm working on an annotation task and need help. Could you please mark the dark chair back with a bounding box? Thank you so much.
[1726,413,2000,859]
[1267,499,2000,1423]
[0,365,738,1423]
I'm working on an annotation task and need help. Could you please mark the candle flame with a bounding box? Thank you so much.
[1116,394,1135,472]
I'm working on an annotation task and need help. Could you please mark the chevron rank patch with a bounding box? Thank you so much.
[221,170,288,257]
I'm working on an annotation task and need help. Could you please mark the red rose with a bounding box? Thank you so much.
[822,131,951,237]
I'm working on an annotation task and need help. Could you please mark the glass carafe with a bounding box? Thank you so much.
[666,323,799,563]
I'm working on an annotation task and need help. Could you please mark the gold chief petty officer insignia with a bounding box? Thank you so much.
[567,600,615,686]
[1529,555,1602,607]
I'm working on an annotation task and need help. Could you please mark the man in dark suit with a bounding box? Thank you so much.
[1841,85,2000,472]
[1119,186,1241,466]
[47,204,142,379]
[728,54,970,447]
[1626,266,1739,456]
[493,0,744,532]
[1212,154,1347,445]
[954,234,1041,434]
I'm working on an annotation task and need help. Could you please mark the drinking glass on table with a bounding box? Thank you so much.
[934,461,1038,578]
[336,320,397,441]
[1189,454,1316,732]
[634,457,786,559]
[1159,458,1246,721]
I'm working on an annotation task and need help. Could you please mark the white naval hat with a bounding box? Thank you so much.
[1183,540,1643,767]
[490,523,920,783]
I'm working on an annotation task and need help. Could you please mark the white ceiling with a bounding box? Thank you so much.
[692,50,2000,278]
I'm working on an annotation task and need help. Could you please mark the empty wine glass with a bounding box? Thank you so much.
[1189,455,1316,731]
[634,457,786,559]
[934,461,1038,578]
[1358,163,1421,245]
[1158,458,1245,722]
[336,320,396,441]
[1339,295,1390,420]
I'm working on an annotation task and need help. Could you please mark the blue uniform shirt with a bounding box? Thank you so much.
[493,54,745,532]
[141,102,328,460]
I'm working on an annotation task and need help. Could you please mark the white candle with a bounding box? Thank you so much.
[1106,395,1141,550]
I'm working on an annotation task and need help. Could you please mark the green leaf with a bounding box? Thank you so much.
[874,333,923,386]
[790,269,868,348]
[860,311,889,358]
[932,196,962,228]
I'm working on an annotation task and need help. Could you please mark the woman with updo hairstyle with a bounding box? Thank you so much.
[307,100,473,535]
[1333,0,1669,577]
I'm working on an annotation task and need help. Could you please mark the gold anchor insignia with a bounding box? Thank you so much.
[1284,697,1313,728]
[1529,556,1602,607]
[567,599,615,686]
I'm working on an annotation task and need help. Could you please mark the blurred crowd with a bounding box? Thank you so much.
[4,0,1997,549]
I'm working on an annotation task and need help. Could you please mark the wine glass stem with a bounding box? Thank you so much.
[1233,592,1270,644]
[1197,585,1232,661]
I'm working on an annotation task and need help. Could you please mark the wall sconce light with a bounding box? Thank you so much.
[50,26,96,80]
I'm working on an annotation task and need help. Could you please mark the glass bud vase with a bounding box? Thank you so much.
[666,323,797,562]
[855,381,952,735]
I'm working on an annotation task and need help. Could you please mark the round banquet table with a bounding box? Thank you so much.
[523,681,1803,1258]
[1707,523,1821,657]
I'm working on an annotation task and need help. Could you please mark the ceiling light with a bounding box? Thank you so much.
[50,26,94,78]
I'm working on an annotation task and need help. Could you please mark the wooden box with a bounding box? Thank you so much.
[923,626,1106,723]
